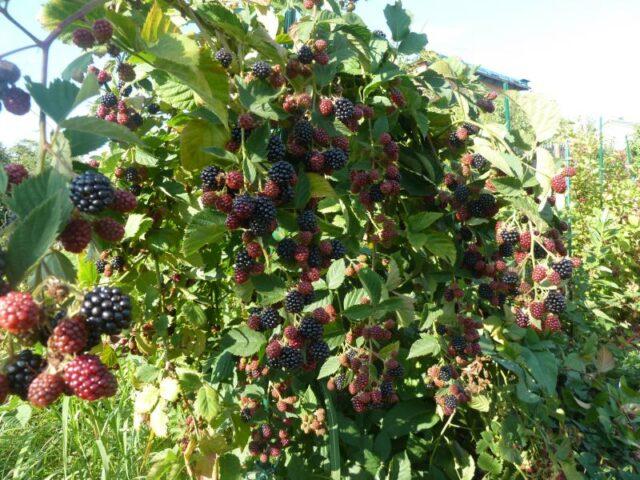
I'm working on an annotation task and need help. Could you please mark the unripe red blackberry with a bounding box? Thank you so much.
[4,163,29,185]
[551,174,567,194]
[532,265,547,283]
[63,354,117,401]
[73,28,95,49]
[225,170,244,190]
[92,19,113,44]
[0,292,41,334]
[111,189,137,213]
[27,373,65,408]
[115,64,134,84]
[314,39,328,52]
[529,301,546,319]
[58,218,92,254]
[319,98,334,117]
[477,98,495,113]
[389,87,406,107]
[543,314,561,332]
[93,217,125,242]
[2,87,31,115]
[266,340,282,359]
[49,315,88,354]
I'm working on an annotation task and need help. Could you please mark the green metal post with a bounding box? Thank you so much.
[503,81,511,132]
[598,116,604,205]
[565,141,572,256]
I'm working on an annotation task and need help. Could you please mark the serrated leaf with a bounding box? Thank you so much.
[317,356,340,379]
[181,120,228,171]
[469,394,490,412]
[398,32,428,55]
[61,52,94,81]
[477,452,502,475]
[135,385,159,414]
[407,211,442,231]
[506,91,561,143]
[388,452,412,480]
[194,384,220,422]
[226,326,266,356]
[307,173,337,198]
[159,378,180,402]
[358,268,384,305]
[142,0,175,43]
[384,1,411,42]
[181,210,226,258]
[63,117,144,146]
[26,78,79,123]
[124,213,153,240]
[6,168,71,219]
[422,231,456,264]
[595,346,614,373]
[326,259,346,289]
[407,335,440,359]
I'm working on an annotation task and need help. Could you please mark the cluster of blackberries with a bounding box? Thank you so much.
[436,314,482,359]
[0,60,31,116]
[95,255,125,277]
[327,346,402,412]
[276,234,346,272]
[436,384,471,416]
[115,165,147,197]
[448,122,479,149]
[215,48,233,68]
[427,364,460,389]
[72,19,113,49]
[295,39,330,66]
[264,306,334,371]
[443,174,499,220]
[96,92,144,131]
[234,243,265,284]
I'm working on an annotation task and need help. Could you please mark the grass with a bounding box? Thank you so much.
[0,366,176,480]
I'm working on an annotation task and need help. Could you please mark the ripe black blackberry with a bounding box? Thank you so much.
[477,193,496,211]
[468,200,484,218]
[324,148,347,170]
[499,243,514,258]
[443,395,458,409]
[285,290,305,313]
[298,210,317,232]
[501,229,519,245]
[249,196,277,235]
[462,122,479,135]
[369,184,384,203]
[451,335,466,353]
[124,167,139,183]
[309,341,330,362]
[260,308,281,329]
[280,346,303,370]
[459,226,473,242]
[534,243,547,259]
[454,184,470,202]
[308,245,322,268]
[436,324,447,335]
[334,98,355,122]
[299,316,323,339]
[235,250,254,272]
[252,61,272,79]
[240,407,252,422]
[438,365,453,381]
[130,184,142,196]
[386,364,404,378]
[111,256,125,270]
[277,238,297,262]
[232,194,255,218]
[96,259,107,273]
[372,30,387,39]
[330,239,346,259]
[147,103,160,114]
[70,171,115,214]
[297,45,315,64]
[215,48,233,68]
[503,271,519,286]
[201,165,223,190]
[448,131,464,148]
[334,373,348,390]
[268,161,296,186]
[6,350,45,399]
[472,153,487,169]
[267,135,286,163]
[101,92,118,108]
[81,286,132,335]
[478,283,493,300]
[544,290,566,314]
[552,258,573,279]
[293,120,314,146]
[120,84,133,97]
[462,250,482,270]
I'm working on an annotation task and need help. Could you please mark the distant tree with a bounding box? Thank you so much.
[2,140,39,172]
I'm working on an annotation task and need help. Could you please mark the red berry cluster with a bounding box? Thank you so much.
[72,19,113,49]
[550,165,577,194]
[300,408,327,436]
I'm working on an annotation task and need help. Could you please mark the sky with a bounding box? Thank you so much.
[0,0,639,147]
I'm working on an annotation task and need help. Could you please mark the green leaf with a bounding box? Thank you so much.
[26,78,79,123]
[398,32,428,55]
[388,452,412,480]
[321,385,342,480]
[343,304,377,320]
[77,255,99,288]
[181,210,226,258]
[226,326,266,356]
[407,211,442,231]
[6,168,71,219]
[477,452,502,475]
[381,399,437,438]
[5,189,70,286]
[506,91,561,143]
[124,213,153,240]
[326,259,346,289]
[317,356,340,379]
[61,53,94,81]
[181,120,228,171]
[28,251,76,289]
[72,73,100,109]
[358,268,384,305]
[307,173,337,198]
[141,0,175,43]
[294,169,311,209]
[63,117,144,146]
[422,231,456,264]
[469,395,490,412]
[384,1,411,42]
[194,384,220,422]
[407,335,440,359]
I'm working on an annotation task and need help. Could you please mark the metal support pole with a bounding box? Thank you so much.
[598,116,605,206]
[565,140,572,256]
[503,81,511,132]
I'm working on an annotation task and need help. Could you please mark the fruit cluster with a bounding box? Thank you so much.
[300,408,327,436]
[0,284,131,407]
[0,60,31,116]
